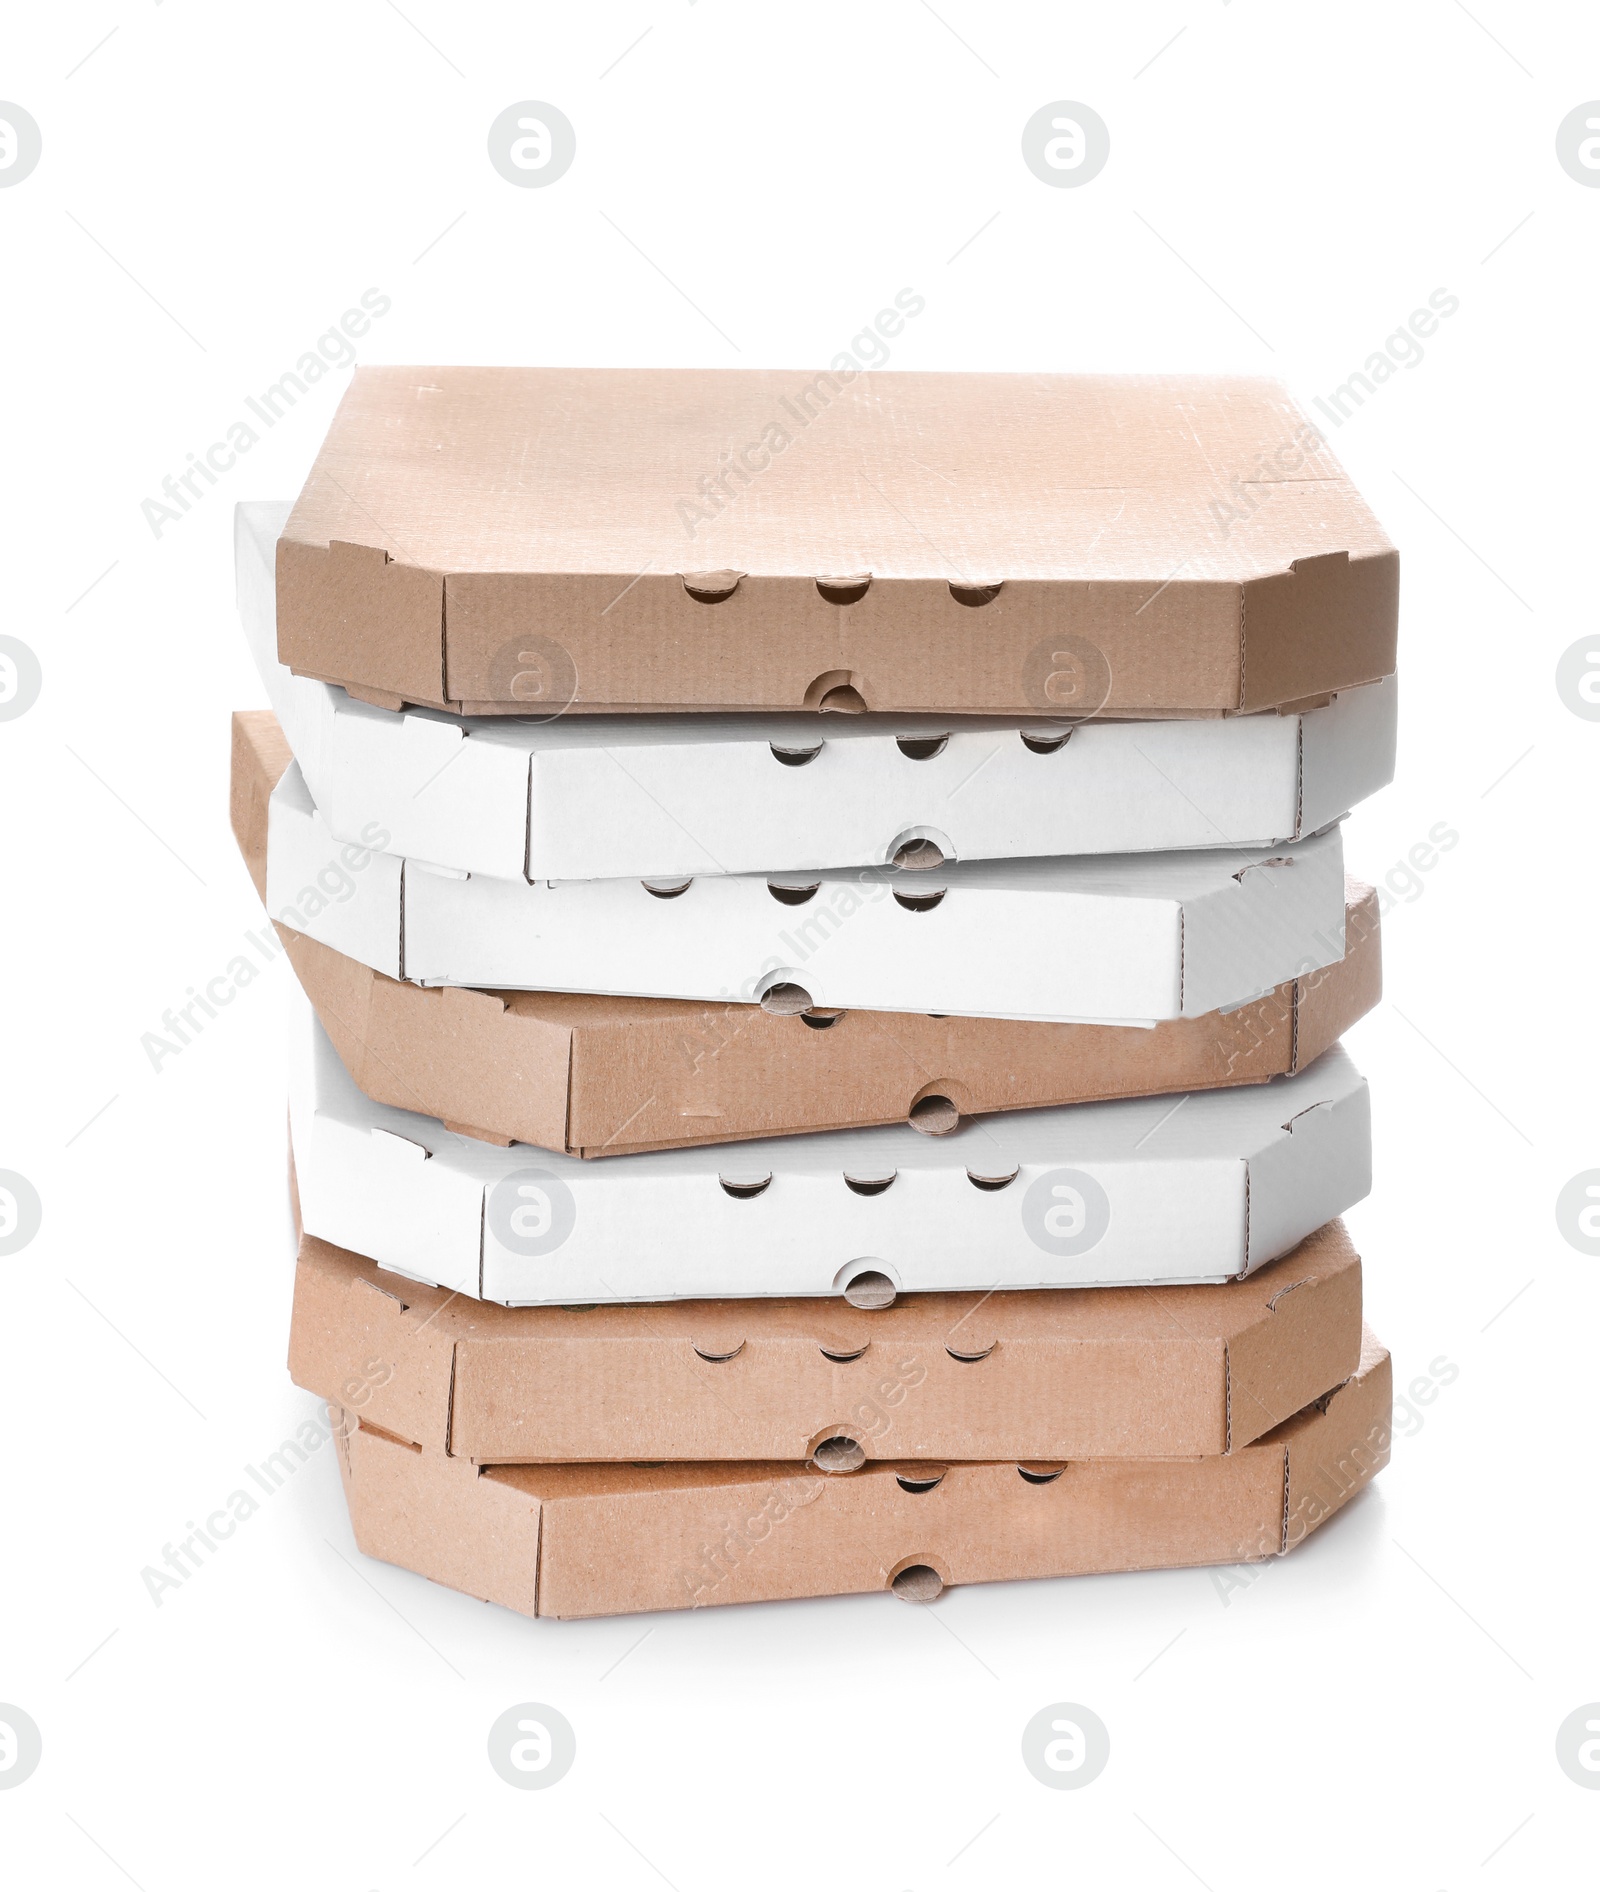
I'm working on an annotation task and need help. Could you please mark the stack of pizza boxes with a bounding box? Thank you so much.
[230,367,1398,1620]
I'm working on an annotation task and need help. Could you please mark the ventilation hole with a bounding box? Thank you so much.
[718,1174,772,1199]
[770,741,823,767]
[895,734,949,761]
[819,1341,869,1362]
[1020,728,1073,756]
[818,684,867,714]
[801,1009,844,1030]
[559,1304,599,1312]
[945,1342,996,1364]
[843,1172,896,1196]
[893,838,947,871]
[767,880,821,906]
[813,1435,867,1473]
[891,1563,945,1601]
[893,888,946,913]
[631,1461,667,1469]
[948,581,1002,608]
[843,1270,896,1310]
[681,570,743,604]
[642,878,693,899]
[815,575,871,606]
[692,1340,746,1363]
[1018,1464,1067,1485]
[759,981,813,1016]
[908,1095,960,1136]
[966,1166,1019,1192]
[895,1470,947,1494]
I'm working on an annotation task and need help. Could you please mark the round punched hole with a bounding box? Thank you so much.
[813,1435,867,1473]
[945,1341,996,1364]
[895,1470,947,1494]
[631,1461,668,1468]
[818,684,867,714]
[1018,1464,1067,1485]
[908,1094,960,1136]
[966,1166,1019,1192]
[891,1562,945,1602]
[888,826,954,872]
[767,879,821,906]
[815,575,872,606]
[692,1339,746,1363]
[770,741,824,767]
[759,980,813,1016]
[895,733,949,761]
[559,1304,599,1312]
[1020,727,1073,756]
[818,1341,869,1362]
[842,1270,896,1310]
[843,1172,896,1196]
[948,581,1002,608]
[681,570,743,604]
[642,878,693,899]
[801,1009,844,1030]
[893,888,946,913]
[718,1174,772,1199]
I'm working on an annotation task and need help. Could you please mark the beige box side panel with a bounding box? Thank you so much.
[342,1416,542,1616]
[289,1240,457,1450]
[1223,1230,1365,1449]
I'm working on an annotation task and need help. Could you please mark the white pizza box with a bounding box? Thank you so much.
[238,501,1395,883]
[265,762,1348,1026]
[287,991,1372,1306]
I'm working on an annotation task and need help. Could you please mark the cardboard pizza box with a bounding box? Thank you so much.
[323,1331,1392,1616]
[288,1219,1364,1464]
[274,368,1397,719]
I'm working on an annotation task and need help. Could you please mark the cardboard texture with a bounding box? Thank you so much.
[232,710,1381,1155]
[325,1330,1392,1617]
[265,758,1349,1024]
[241,502,1397,881]
[275,369,1398,719]
[288,990,1372,1303]
[289,1220,1364,1463]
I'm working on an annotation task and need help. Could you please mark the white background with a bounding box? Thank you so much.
[3,2,1597,1885]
